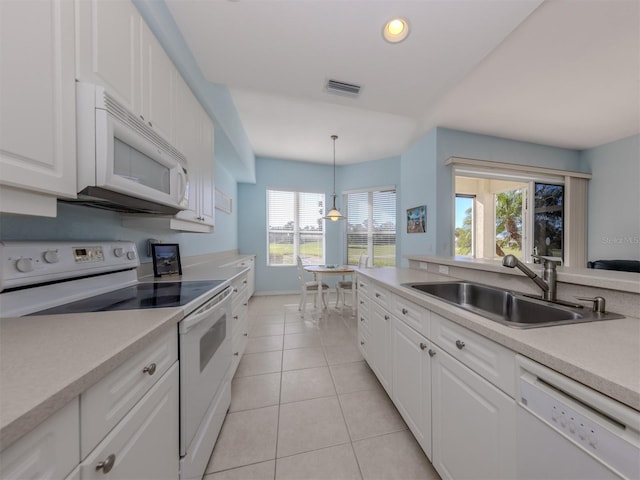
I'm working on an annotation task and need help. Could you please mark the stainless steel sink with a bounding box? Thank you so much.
[402,281,624,328]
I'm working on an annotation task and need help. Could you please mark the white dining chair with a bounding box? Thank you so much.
[296,256,329,315]
[336,255,368,308]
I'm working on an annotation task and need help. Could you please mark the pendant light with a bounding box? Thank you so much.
[324,135,345,221]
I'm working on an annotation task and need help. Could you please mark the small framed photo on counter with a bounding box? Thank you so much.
[151,243,182,277]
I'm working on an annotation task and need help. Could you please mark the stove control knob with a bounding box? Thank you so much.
[126,251,137,260]
[113,247,124,258]
[16,258,34,273]
[43,250,59,263]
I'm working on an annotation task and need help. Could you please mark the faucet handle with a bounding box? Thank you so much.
[531,255,556,268]
[577,296,606,313]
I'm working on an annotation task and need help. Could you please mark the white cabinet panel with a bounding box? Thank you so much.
[140,21,174,142]
[0,0,77,214]
[432,346,516,480]
[75,0,140,112]
[79,363,179,480]
[370,302,393,396]
[392,318,432,459]
[0,399,79,480]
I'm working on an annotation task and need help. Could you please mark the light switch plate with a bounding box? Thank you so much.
[438,265,449,275]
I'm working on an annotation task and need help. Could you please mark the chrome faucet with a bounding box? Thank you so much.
[502,254,557,301]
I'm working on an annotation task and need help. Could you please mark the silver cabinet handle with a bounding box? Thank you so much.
[428,349,436,357]
[234,352,239,356]
[243,332,248,336]
[419,342,427,350]
[360,300,364,305]
[455,340,466,350]
[233,315,239,320]
[375,293,381,298]
[360,340,365,346]
[96,454,116,473]
[360,317,365,322]
[143,363,156,375]
[384,315,390,321]
[402,308,408,315]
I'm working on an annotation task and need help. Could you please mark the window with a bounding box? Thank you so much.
[345,187,396,266]
[455,194,475,256]
[267,189,325,266]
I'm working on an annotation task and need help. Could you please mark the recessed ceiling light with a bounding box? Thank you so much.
[383,17,409,43]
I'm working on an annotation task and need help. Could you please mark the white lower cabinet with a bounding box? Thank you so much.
[0,399,79,480]
[392,318,432,459]
[369,302,393,396]
[79,363,179,480]
[431,345,516,480]
[356,279,517,480]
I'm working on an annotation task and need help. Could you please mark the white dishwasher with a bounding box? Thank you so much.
[516,355,640,480]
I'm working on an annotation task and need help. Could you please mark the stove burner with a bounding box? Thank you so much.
[30,280,225,316]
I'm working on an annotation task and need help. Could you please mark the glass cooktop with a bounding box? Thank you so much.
[31,280,225,316]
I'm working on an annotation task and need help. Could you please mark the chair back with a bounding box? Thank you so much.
[296,256,307,283]
[358,255,369,268]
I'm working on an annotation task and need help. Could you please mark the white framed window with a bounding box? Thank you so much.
[266,189,325,266]
[448,157,590,266]
[344,186,396,266]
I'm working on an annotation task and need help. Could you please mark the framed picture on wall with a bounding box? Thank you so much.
[407,205,427,233]
[151,243,182,277]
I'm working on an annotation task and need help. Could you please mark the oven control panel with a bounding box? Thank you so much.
[0,241,139,291]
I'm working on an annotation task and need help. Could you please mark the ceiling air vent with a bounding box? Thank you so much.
[326,79,361,97]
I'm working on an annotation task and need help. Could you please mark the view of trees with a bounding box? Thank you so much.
[495,189,523,257]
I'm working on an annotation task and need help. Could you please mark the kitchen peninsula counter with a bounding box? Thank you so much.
[358,266,640,412]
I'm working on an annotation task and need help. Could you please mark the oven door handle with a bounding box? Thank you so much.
[179,286,232,334]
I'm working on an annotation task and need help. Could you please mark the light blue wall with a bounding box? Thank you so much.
[238,155,401,293]
[399,129,438,266]
[0,161,239,264]
[581,134,640,261]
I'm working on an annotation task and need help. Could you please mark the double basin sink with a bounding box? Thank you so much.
[402,281,624,328]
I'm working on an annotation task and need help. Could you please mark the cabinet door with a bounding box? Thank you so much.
[0,0,76,212]
[79,363,179,480]
[370,303,393,396]
[392,318,432,459]
[76,0,140,113]
[140,21,174,142]
[432,346,516,480]
[196,108,215,226]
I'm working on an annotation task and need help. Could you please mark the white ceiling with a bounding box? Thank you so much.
[167,0,639,165]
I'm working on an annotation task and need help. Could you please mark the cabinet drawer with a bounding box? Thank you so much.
[430,313,515,397]
[230,316,248,377]
[79,363,179,480]
[0,398,79,480]
[80,328,178,458]
[357,296,371,334]
[231,274,249,302]
[356,275,369,298]
[392,294,430,336]
[368,282,391,308]
[232,297,249,335]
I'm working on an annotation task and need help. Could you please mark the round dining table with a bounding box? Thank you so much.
[303,264,357,313]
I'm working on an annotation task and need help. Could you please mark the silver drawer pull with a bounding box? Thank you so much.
[375,293,381,298]
[243,332,248,336]
[360,317,365,322]
[234,352,239,356]
[360,340,365,346]
[96,454,116,473]
[455,340,466,350]
[428,349,436,357]
[419,342,427,350]
[384,315,390,321]
[402,308,408,315]
[143,363,156,376]
[360,300,364,305]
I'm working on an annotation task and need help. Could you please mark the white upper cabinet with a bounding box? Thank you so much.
[75,0,141,113]
[0,0,77,216]
[140,21,174,143]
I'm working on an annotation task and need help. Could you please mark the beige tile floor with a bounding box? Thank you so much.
[203,294,441,480]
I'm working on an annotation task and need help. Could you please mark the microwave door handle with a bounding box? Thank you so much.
[177,169,187,205]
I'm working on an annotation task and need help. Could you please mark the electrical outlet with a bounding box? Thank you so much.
[438,265,449,275]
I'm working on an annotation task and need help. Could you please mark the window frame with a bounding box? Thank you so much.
[343,185,397,267]
[266,188,325,267]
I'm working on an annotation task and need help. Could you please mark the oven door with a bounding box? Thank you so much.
[179,286,232,456]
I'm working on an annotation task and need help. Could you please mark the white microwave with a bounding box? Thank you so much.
[74,82,188,214]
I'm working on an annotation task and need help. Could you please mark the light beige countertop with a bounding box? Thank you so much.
[0,253,251,451]
[0,308,182,450]
[358,267,640,412]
